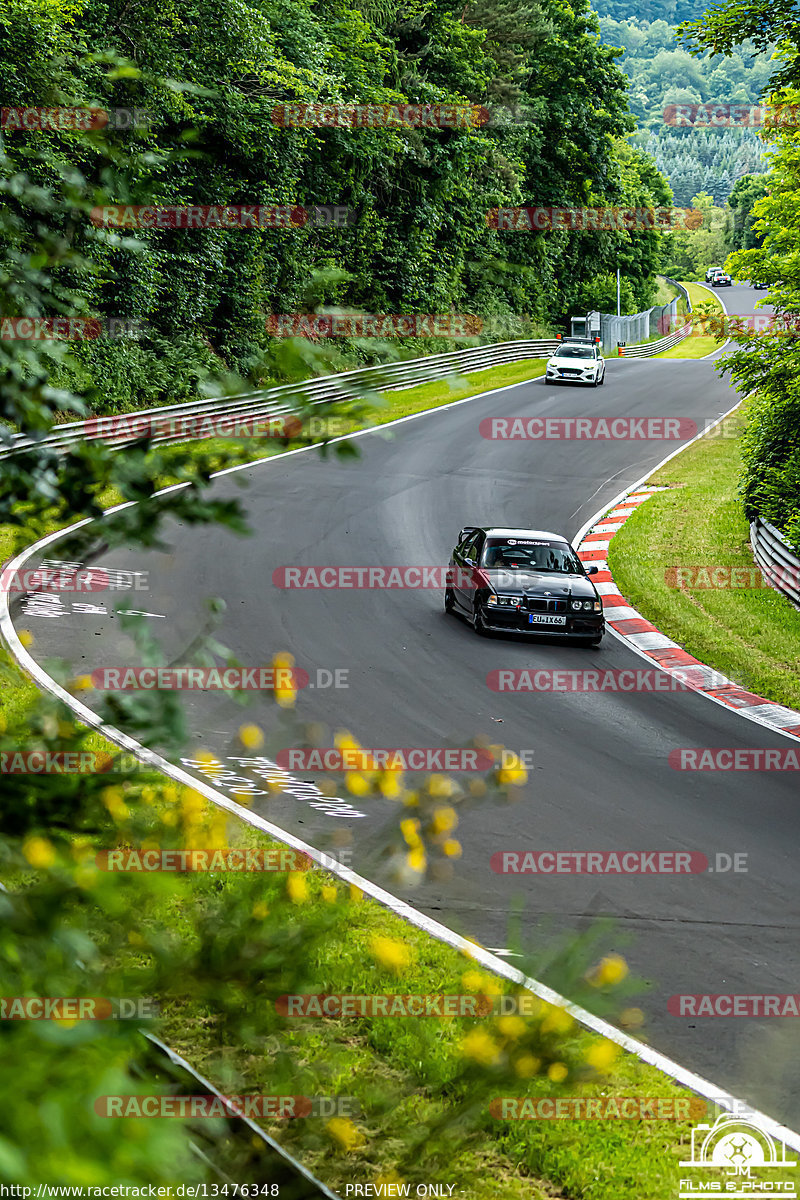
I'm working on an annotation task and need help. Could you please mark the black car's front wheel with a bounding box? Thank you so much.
[474,602,490,637]
[444,586,455,614]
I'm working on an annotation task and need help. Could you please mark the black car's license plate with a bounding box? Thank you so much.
[529,614,567,626]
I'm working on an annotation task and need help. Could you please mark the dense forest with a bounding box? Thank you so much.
[0,0,677,414]
[596,15,774,204]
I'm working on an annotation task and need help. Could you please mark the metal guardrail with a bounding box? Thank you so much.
[661,276,693,314]
[751,516,800,610]
[618,322,693,358]
[144,1035,341,1198]
[0,339,560,457]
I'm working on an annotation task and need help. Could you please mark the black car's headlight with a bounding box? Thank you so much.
[489,594,520,607]
[571,600,582,611]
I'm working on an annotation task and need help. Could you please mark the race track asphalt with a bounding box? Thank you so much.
[13,283,800,1124]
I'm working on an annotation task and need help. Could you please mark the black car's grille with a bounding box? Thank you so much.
[523,596,567,613]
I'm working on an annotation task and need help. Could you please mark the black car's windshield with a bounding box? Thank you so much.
[556,345,594,359]
[481,538,584,574]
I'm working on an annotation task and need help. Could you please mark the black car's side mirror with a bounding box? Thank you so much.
[585,564,599,575]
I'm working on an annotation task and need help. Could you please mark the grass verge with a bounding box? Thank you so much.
[608,399,800,711]
[652,282,725,359]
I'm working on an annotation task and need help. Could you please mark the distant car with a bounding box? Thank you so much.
[545,338,605,387]
[712,273,732,286]
[706,267,724,282]
[752,281,769,290]
[444,526,605,646]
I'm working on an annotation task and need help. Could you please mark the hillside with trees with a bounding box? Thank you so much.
[596,14,774,204]
[0,0,675,414]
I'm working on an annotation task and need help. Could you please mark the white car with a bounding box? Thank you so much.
[545,339,605,387]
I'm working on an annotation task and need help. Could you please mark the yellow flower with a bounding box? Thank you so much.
[252,902,269,920]
[427,774,455,798]
[349,884,363,903]
[272,653,296,708]
[374,1174,405,1191]
[461,970,485,992]
[442,838,462,858]
[238,724,264,750]
[406,847,426,873]
[23,836,55,869]
[326,1117,364,1151]
[346,772,370,796]
[370,936,413,974]
[585,1039,620,1071]
[71,673,93,691]
[430,806,458,835]
[18,629,34,648]
[379,773,403,799]
[497,754,528,786]
[193,752,217,768]
[547,1062,568,1083]
[541,1004,574,1035]
[286,873,308,904]
[460,1029,501,1067]
[321,885,338,903]
[515,1054,541,1078]
[101,787,130,821]
[334,730,360,750]
[400,818,421,847]
[180,789,205,823]
[590,954,629,988]
[620,1007,644,1029]
[70,837,94,863]
[496,1015,527,1040]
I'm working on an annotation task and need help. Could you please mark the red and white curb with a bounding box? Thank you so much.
[576,488,800,743]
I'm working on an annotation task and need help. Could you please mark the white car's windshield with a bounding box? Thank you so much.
[556,346,594,359]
